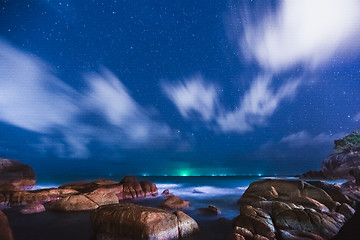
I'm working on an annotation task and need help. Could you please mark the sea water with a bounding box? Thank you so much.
[34,175,296,220]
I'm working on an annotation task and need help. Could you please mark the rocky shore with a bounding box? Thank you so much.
[3,139,360,240]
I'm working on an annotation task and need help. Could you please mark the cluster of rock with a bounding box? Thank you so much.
[0,209,13,240]
[0,158,201,240]
[0,158,159,213]
[300,131,360,180]
[230,179,360,240]
[0,158,35,191]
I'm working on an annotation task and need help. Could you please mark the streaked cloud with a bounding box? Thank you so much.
[164,74,300,133]
[279,131,346,148]
[0,38,176,158]
[217,75,300,133]
[239,0,360,72]
[162,75,218,121]
[0,39,79,133]
[354,112,360,122]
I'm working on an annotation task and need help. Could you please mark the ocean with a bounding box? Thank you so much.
[7,175,348,240]
[34,175,298,220]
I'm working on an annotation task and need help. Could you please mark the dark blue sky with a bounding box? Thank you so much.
[0,0,359,176]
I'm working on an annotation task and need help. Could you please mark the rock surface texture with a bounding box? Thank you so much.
[91,203,199,240]
[231,179,358,240]
[322,150,360,179]
[160,195,190,210]
[0,158,36,190]
[0,175,158,212]
[0,210,13,240]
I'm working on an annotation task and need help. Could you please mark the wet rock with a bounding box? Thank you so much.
[140,180,158,197]
[192,189,204,194]
[161,195,190,210]
[8,188,78,205]
[337,203,355,220]
[174,210,199,238]
[0,158,35,190]
[322,150,360,179]
[91,203,199,240]
[20,202,46,214]
[200,205,221,215]
[162,189,170,195]
[48,191,118,211]
[299,170,326,179]
[59,179,118,193]
[233,179,350,240]
[0,210,13,240]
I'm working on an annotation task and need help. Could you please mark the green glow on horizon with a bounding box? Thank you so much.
[179,169,190,177]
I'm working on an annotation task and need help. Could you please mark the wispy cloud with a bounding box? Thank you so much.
[162,75,218,121]
[279,131,346,148]
[0,38,176,158]
[217,75,300,133]
[354,112,360,122]
[239,0,360,72]
[0,39,79,133]
[163,74,300,133]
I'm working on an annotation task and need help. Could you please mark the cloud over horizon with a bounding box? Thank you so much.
[0,38,176,158]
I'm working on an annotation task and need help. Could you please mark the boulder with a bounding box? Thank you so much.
[160,195,190,210]
[0,210,13,240]
[322,150,360,179]
[58,177,158,201]
[174,210,199,238]
[20,202,46,214]
[7,188,78,205]
[337,203,355,220]
[140,180,158,196]
[162,189,170,195]
[200,205,221,215]
[233,179,351,240]
[299,170,326,179]
[332,204,360,240]
[59,179,118,193]
[48,191,118,211]
[91,203,199,240]
[0,158,35,190]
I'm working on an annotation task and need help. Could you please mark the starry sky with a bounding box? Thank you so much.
[0,0,359,177]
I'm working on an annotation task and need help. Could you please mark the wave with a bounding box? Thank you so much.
[156,185,248,198]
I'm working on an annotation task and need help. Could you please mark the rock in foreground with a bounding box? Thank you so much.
[91,203,199,240]
[48,192,119,211]
[160,195,190,210]
[0,210,13,240]
[0,158,35,190]
[231,179,355,240]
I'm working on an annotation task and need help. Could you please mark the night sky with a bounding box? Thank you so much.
[0,0,359,177]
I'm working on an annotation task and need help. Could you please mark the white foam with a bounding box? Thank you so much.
[156,183,182,189]
[165,185,247,198]
[31,184,59,190]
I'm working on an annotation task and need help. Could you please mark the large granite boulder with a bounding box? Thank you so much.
[20,202,46,214]
[5,188,78,205]
[0,158,35,190]
[59,179,118,192]
[57,176,158,201]
[322,151,360,179]
[91,203,199,240]
[160,195,190,210]
[120,176,158,199]
[0,210,13,240]
[320,131,360,180]
[48,191,119,211]
[232,179,353,240]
